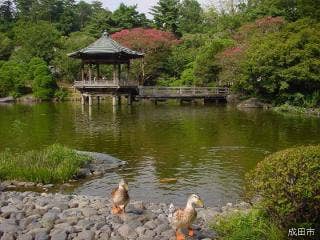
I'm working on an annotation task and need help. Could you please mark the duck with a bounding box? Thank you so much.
[111,179,129,214]
[169,194,204,240]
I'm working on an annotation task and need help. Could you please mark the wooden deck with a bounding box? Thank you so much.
[137,86,230,100]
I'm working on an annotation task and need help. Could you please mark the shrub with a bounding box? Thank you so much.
[211,208,283,240]
[0,144,92,184]
[246,146,320,226]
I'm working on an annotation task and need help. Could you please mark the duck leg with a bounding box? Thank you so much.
[176,230,185,240]
[111,205,121,214]
[188,227,194,237]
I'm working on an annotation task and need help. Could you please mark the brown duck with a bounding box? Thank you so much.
[169,194,204,240]
[111,179,129,214]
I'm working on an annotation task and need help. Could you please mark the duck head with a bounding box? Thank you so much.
[187,194,204,209]
[119,179,129,191]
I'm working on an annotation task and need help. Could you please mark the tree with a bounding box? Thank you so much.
[237,19,320,104]
[112,3,150,31]
[0,33,13,60]
[52,32,95,82]
[0,0,15,23]
[151,0,180,36]
[112,28,180,85]
[0,60,29,97]
[30,58,57,100]
[179,0,203,34]
[12,21,60,63]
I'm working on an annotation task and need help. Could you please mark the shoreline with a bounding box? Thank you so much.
[0,191,250,240]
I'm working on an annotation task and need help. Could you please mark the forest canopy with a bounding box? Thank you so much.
[0,0,319,106]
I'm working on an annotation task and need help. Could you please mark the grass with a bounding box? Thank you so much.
[273,103,320,116]
[0,144,92,184]
[211,208,284,240]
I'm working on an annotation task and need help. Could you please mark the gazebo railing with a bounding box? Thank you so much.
[74,80,138,88]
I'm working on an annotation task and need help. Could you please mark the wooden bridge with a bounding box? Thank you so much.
[137,86,230,101]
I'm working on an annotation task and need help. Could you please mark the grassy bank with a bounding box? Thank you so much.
[273,104,320,117]
[0,144,92,184]
[211,208,284,240]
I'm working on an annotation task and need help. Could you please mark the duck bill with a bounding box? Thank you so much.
[197,199,205,208]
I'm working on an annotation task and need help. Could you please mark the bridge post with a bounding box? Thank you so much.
[88,95,93,106]
[81,95,85,105]
[112,95,121,106]
[127,94,132,105]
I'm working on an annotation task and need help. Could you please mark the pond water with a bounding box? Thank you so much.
[1,101,320,207]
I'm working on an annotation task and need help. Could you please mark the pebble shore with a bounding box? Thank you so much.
[0,191,222,240]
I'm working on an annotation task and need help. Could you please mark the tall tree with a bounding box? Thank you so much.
[151,0,180,36]
[112,3,149,30]
[179,0,203,33]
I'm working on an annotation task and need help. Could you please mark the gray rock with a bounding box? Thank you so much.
[0,222,19,233]
[0,233,15,240]
[17,233,33,240]
[117,224,138,239]
[81,207,97,217]
[76,230,95,240]
[144,220,157,230]
[50,229,67,240]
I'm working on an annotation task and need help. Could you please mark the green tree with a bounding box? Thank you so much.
[194,39,232,86]
[151,0,180,36]
[239,19,320,104]
[0,60,29,97]
[179,0,203,34]
[0,33,13,60]
[112,3,150,31]
[52,32,95,81]
[12,21,60,63]
[30,58,57,100]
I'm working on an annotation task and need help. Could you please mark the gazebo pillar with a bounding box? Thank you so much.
[118,64,121,86]
[113,64,117,85]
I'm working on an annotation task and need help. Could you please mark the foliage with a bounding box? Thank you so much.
[12,20,60,63]
[246,145,320,226]
[151,0,180,36]
[54,88,69,101]
[53,32,95,82]
[112,28,180,85]
[239,19,320,104]
[0,144,92,184]
[29,57,57,100]
[193,39,233,86]
[211,208,284,240]
[0,60,29,97]
[178,0,203,34]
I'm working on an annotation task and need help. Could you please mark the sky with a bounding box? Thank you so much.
[85,0,213,18]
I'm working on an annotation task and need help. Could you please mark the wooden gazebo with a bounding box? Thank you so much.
[68,31,144,106]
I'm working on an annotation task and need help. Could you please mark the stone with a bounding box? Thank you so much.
[117,224,138,239]
[0,233,15,240]
[81,207,97,217]
[76,230,95,240]
[237,98,265,108]
[0,222,19,233]
[50,229,67,240]
[144,220,157,230]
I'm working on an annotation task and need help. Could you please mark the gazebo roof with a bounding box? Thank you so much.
[68,31,144,63]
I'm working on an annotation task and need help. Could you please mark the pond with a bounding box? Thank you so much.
[1,101,320,207]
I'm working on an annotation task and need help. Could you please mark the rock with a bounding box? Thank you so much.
[50,229,67,240]
[144,220,157,230]
[117,224,138,239]
[0,233,15,240]
[30,228,49,240]
[237,98,265,108]
[76,230,95,240]
[0,222,19,233]
[226,94,240,104]
[0,97,14,103]
[81,207,97,217]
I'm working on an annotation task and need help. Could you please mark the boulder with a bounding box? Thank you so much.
[237,98,265,108]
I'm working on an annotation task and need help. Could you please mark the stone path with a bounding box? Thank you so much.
[0,191,216,240]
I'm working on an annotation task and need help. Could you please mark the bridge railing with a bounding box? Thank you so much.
[138,86,230,97]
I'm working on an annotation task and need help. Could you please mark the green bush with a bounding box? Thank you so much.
[0,144,92,184]
[246,146,320,226]
[211,208,283,240]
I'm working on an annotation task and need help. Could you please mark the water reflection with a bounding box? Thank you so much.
[0,101,319,206]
